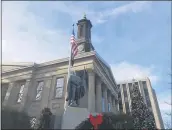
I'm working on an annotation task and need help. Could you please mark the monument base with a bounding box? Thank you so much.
[61,106,89,129]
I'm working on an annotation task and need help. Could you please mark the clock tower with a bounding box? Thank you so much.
[76,14,94,53]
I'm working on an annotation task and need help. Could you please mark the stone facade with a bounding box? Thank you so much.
[117,78,164,129]
[2,51,119,128]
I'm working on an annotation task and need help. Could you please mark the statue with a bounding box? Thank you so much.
[66,69,88,107]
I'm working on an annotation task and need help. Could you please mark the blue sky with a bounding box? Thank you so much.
[2,1,171,127]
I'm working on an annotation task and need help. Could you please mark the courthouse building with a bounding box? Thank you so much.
[1,16,164,129]
[1,16,119,128]
[118,78,164,129]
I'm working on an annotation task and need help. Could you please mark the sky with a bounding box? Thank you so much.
[2,1,171,128]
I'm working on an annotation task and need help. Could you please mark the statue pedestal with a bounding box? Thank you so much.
[61,106,89,129]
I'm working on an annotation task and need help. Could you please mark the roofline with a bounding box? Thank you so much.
[95,52,110,68]
[117,77,151,84]
[2,51,96,74]
[2,51,118,89]
[2,62,35,66]
[94,51,117,86]
[2,65,33,67]
[37,51,96,67]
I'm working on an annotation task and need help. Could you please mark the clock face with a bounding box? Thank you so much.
[78,44,84,52]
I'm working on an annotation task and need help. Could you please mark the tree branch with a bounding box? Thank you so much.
[164,101,172,106]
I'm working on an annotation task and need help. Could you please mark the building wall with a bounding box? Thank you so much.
[118,78,164,129]
[2,56,119,129]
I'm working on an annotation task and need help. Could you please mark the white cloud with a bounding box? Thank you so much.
[2,1,152,64]
[93,1,152,24]
[110,61,159,84]
[2,2,70,63]
[46,1,152,25]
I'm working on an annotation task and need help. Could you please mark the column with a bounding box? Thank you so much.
[19,79,31,111]
[2,82,14,106]
[41,78,52,109]
[103,86,108,112]
[88,70,96,113]
[96,79,102,112]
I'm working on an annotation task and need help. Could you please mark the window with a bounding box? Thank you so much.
[55,78,64,98]
[142,81,147,88]
[146,96,151,107]
[125,102,130,114]
[102,98,105,112]
[36,81,44,100]
[124,90,128,98]
[124,97,128,102]
[108,103,111,112]
[118,92,121,98]
[143,81,149,96]
[117,85,120,89]
[30,117,37,129]
[144,88,149,96]
[112,96,115,107]
[119,101,123,110]
[128,83,133,96]
[122,84,128,98]
[80,25,83,37]
[17,84,25,103]
[135,82,138,86]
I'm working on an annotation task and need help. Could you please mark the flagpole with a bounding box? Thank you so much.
[64,24,74,110]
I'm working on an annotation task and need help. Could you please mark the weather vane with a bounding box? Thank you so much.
[83,13,86,19]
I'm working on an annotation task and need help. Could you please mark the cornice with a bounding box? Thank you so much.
[37,51,96,67]
[93,57,117,90]
[94,52,117,87]
[2,51,96,74]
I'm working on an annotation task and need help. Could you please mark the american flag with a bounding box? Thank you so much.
[70,24,78,66]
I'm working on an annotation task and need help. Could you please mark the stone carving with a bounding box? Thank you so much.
[66,69,88,107]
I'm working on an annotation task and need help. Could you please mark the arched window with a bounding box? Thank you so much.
[80,25,83,37]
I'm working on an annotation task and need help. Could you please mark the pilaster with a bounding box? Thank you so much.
[95,77,102,112]
[88,70,96,113]
[41,77,53,109]
[2,82,15,106]
[19,79,31,111]
[103,86,108,112]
